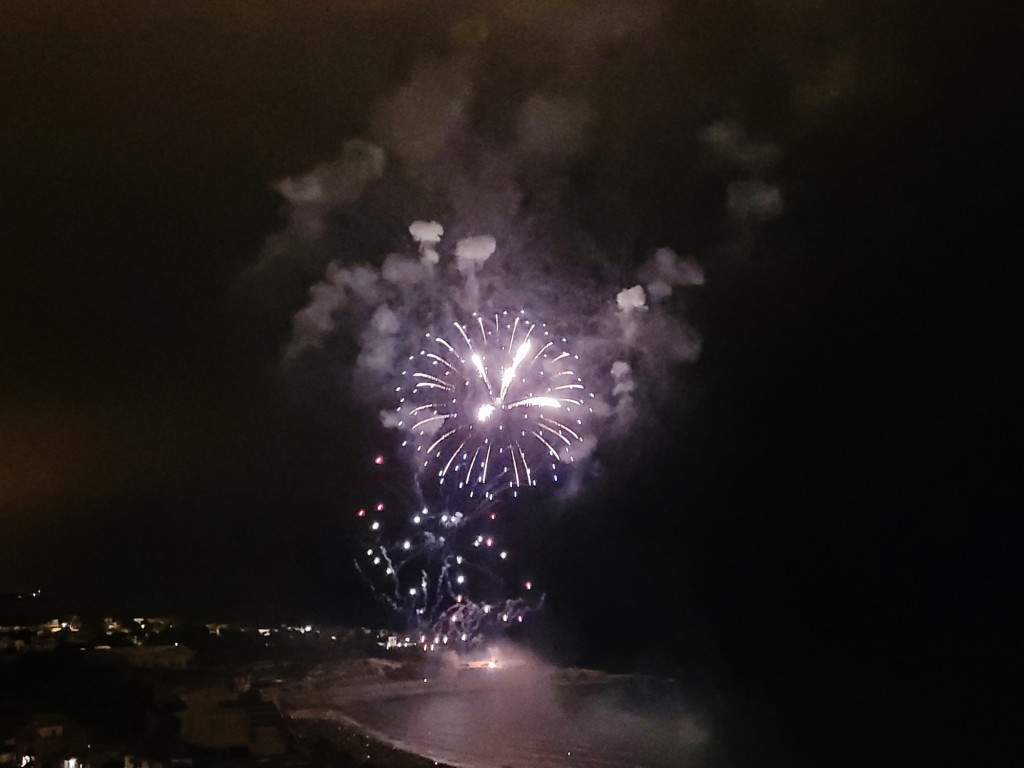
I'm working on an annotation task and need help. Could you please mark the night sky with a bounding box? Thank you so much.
[2,2,1018,764]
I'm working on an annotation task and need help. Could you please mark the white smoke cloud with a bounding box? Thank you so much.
[698,119,780,174]
[494,0,661,77]
[381,253,429,287]
[638,247,705,304]
[370,56,473,170]
[611,360,634,395]
[286,281,347,362]
[275,139,386,239]
[615,285,647,346]
[369,304,400,335]
[409,220,444,266]
[727,179,785,222]
[454,235,497,310]
[517,94,594,160]
[284,262,384,361]
[409,220,444,244]
[454,235,497,274]
[792,55,857,115]
[616,285,647,313]
[276,139,385,205]
[356,305,402,377]
[610,359,637,427]
[698,119,785,229]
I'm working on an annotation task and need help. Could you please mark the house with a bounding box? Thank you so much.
[2,716,92,768]
[0,741,18,766]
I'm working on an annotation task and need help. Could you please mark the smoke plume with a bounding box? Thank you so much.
[246,4,782,492]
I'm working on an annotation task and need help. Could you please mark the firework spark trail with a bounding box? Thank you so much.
[352,458,542,645]
[397,309,593,501]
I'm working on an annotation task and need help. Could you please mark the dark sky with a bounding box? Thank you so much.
[1,1,1018,763]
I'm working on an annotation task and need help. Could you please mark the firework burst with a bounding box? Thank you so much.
[396,309,592,499]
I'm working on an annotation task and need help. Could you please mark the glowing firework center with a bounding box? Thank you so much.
[398,310,591,496]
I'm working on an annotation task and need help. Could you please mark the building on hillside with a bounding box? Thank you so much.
[177,694,287,757]
[88,645,193,670]
[1,716,93,768]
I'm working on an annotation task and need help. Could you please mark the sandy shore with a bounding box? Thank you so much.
[279,659,708,768]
